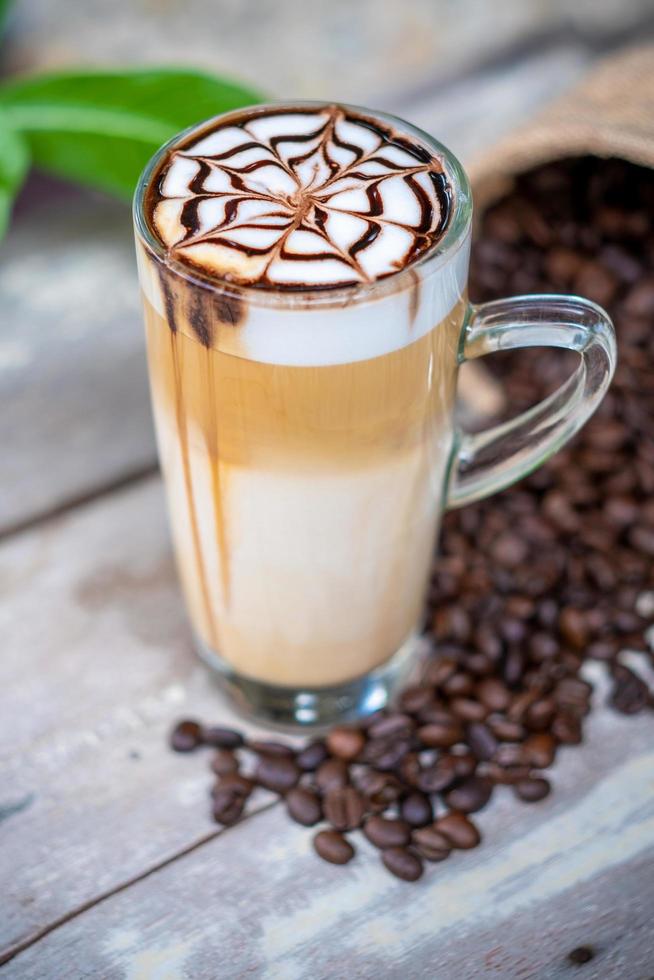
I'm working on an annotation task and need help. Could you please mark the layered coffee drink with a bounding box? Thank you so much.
[135,103,469,695]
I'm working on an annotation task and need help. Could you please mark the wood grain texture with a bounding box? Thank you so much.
[0,182,156,535]
[0,477,280,959]
[1,475,653,975]
[10,0,651,104]
[3,723,653,979]
[396,45,591,164]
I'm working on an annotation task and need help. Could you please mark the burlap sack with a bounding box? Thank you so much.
[469,43,654,213]
[458,42,654,419]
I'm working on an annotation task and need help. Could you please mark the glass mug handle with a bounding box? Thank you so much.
[447,294,617,509]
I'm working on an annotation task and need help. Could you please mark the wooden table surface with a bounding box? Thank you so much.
[2,19,654,980]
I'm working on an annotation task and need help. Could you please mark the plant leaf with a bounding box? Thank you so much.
[0,112,29,238]
[0,0,12,38]
[0,68,265,198]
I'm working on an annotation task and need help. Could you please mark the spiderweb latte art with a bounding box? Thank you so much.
[148,104,452,291]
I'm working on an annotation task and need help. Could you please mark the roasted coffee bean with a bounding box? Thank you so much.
[491,531,529,568]
[315,758,350,793]
[313,830,355,865]
[500,618,527,645]
[201,725,245,749]
[367,713,415,740]
[450,750,478,780]
[514,777,551,802]
[559,608,589,649]
[296,740,328,772]
[211,773,252,825]
[503,649,525,688]
[450,698,489,723]
[476,678,512,712]
[567,946,595,965]
[211,789,245,826]
[418,720,463,749]
[522,733,556,769]
[170,719,203,753]
[416,756,459,794]
[464,652,495,676]
[442,672,475,698]
[424,656,458,687]
[434,811,481,849]
[355,770,403,810]
[211,772,254,798]
[475,625,503,660]
[609,663,650,714]
[551,711,583,745]
[444,776,493,814]
[358,709,388,731]
[398,752,422,788]
[399,685,436,715]
[629,524,654,557]
[545,246,583,284]
[362,736,412,771]
[324,787,366,831]
[466,722,498,761]
[483,762,531,785]
[382,846,424,882]
[417,703,460,725]
[400,792,433,828]
[554,677,593,712]
[364,815,412,849]
[255,755,300,793]
[529,632,559,662]
[487,717,526,742]
[507,690,539,723]
[326,725,366,761]
[210,749,239,776]
[286,787,322,826]
[433,605,471,642]
[412,825,452,862]
[525,697,557,732]
[493,742,526,768]
[249,740,295,758]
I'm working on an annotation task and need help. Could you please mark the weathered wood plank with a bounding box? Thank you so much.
[1,472,653,972]
[0,182,156,534]
[0,476,282,958]
[397,46,590,164]
[9,0,654,100]
[3,707,653,979]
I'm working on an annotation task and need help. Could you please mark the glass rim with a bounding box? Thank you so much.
[133,99,473,309]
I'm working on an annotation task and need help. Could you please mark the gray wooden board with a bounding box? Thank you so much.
[1,475,653,976]
[9,0,652,105]
[0,43,594,535]
[0,183,156,535]
[2,734,653,979]
[0,476,281,959]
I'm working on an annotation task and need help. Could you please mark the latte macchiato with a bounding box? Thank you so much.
[136,102,468,702]
[135,103,615,724]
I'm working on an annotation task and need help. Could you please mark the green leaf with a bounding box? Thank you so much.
[0,68,265,198]
[0,0,12,38]
[0,113,29,238]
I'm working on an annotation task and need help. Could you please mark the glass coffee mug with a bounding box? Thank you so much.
[133,102,616,727]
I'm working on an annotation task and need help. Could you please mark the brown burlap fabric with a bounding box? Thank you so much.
[447,44,653,419]
[469,43,654,214]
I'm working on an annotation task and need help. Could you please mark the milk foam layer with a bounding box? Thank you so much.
[138,103,469,367]
[148,104,452,290]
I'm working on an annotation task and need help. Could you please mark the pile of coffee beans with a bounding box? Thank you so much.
[170,715,488,881]
[169,157,653,881]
